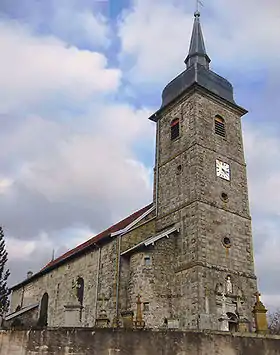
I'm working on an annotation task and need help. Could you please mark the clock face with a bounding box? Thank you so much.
[216,159,230,181]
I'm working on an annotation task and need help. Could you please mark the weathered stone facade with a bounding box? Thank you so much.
[154,88,257,329]
[8,12,260,334]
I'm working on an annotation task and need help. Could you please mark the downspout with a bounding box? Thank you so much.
[155,116,160,217]
[20,286,25,308]
[115,234,122,325]
[94,245,102,321]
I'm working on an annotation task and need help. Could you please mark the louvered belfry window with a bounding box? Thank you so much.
[171,118,180,140]
[215,116,226,137]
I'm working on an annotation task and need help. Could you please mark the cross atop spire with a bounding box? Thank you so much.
[184,9,211,69]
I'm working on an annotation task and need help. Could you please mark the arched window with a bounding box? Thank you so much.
[38,292,49,327]
[215,115,226,137]
[76,277,84,306]
[227,312,238,332]
[170,118,180,140]
[76,277,84,322]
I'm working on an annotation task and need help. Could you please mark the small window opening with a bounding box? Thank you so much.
[144,256,151,266]
[171,118,180,140]
[143,302,150,312]
[222,237,231,248]
[215,116,226,137]
[221,192,229,202]
[176,165,182,175]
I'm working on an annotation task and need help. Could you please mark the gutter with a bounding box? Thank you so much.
[115,234,122,325]
[110,205,155,238]
[94,245,102,322]
[155,115,160,217]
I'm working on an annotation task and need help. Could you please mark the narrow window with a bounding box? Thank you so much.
[171,118,180,140]
[76,277,84,305]
[38,292,49,327]
[144,255,151,266]
[76,277,84,321]
[143,302,150,312]
[215,116,226,137]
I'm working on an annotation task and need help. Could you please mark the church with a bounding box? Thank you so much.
[7,10,261,332]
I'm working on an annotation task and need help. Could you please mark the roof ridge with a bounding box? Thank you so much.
[41,202,153,271]
[10,202,154,290]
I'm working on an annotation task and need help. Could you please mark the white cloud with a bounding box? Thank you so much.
[0,0,111,49]
[118,0,191,84]
[6,237,37,261]
[0,102,154,241]
[0,20,121,112]
[118,0,280,85]
[243,124,280,308]
[244,124,280,216]
[0,17,154,284]
[48,7,111,48]
[0,178,13,194]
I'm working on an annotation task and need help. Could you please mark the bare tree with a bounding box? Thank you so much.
[0,227,10,316]
[268,309,280,335]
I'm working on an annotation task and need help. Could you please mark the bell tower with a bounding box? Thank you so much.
[149,11,257,330]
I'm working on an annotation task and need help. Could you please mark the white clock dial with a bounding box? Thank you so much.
[216,159,230,181]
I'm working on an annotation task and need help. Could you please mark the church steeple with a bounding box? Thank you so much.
[149,7,238,116]
[184,11,211,69]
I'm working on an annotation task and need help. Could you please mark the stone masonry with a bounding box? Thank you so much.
[1,329,280,355]
[8,11,261,333]
[154,88,257,329]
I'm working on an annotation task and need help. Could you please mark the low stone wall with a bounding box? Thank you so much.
[0,328,280,355]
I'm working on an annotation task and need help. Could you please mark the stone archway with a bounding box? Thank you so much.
[38,292,49,327]
[227,312,238,332]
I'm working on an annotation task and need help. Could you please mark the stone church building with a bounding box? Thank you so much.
[8,11,258,332]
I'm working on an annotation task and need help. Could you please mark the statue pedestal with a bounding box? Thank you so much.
[95,309,110,328]
[238,318,250,333]
[219,314,229,332]
[64,304,82,327]
[252,292,268,334]
[121,311,134,329]
[134,295,145,330]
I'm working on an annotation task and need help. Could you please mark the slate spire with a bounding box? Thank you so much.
[185,11,211,69]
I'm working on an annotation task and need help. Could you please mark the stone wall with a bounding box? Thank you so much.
[9,216,164,329]
[1,329,280,355]
[124,236,178,328]
[10,241,117,327]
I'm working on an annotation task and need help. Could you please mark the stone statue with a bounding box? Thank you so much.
[68,279,79,303]
[219,293,229,331]
[225,275,233,294]
[221,293,227,316]
[215,283,223,295]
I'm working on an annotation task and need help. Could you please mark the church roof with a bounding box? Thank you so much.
[10,202,154,290]
[149,11,247,122]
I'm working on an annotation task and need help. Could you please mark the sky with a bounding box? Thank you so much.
[0,0,280,311]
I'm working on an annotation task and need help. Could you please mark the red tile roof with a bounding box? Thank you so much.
[11,203,153,290]
[43,202,153,270]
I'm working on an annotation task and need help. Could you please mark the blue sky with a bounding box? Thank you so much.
[0,0,280,311]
